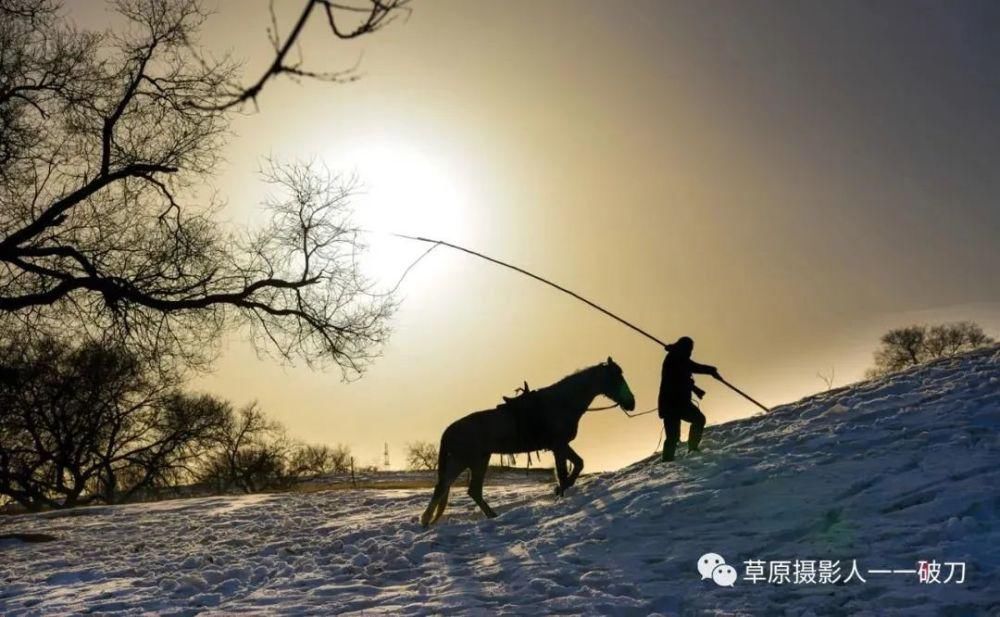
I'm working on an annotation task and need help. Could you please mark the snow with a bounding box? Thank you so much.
[1,347,998,615]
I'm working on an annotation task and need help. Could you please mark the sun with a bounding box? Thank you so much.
[325,139,473,288]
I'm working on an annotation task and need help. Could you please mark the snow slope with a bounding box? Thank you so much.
[1,346,998,615]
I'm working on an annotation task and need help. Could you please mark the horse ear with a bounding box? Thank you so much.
[607,356,613,365]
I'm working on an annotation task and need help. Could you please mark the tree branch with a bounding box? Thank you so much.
[0,163,177,254]
[195,0,406,111]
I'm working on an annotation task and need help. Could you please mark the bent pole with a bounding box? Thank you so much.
[391,233,670,347]
[391,233,769,413]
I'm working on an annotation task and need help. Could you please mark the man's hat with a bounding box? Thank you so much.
[667,336,694,354]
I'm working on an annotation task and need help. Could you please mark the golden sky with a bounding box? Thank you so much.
[67,1,1000,471]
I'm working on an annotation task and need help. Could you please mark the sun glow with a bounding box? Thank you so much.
[326,140,472,288]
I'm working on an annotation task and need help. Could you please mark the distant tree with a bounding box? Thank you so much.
[406,441,439,471]
[868,321,995,378]
[199,402,291,493]
[816,367,836,390]
[287,443,352,478]
[924,322,993,358]
[0,335,226,509]
[327,444,353,473]
[0,0,405,375]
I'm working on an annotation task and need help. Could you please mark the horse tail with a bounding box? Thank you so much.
[431,482,451,525]
[430,432,452,524]
[421,430,453,527]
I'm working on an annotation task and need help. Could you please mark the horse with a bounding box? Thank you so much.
[420,357,636,526]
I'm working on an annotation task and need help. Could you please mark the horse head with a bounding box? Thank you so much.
[601,356,636,411]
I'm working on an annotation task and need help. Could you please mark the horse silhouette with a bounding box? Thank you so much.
[420,357,636,526]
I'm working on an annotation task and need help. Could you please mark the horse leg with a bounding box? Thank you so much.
[467,453,497,518]
[565,445,584,488]
[552,445,570,497]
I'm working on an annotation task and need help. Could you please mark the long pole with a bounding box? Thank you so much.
[716,377,769,414]
[391,233,769,413]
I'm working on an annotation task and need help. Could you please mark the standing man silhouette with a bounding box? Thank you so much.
[658,336,720,462]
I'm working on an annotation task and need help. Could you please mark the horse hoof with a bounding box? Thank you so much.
[553,486,564,497]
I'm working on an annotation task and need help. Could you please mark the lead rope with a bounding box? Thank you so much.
[586,402,658,417]
[584,401,663,456]
[588,398,698,457]
[653,426,665,456]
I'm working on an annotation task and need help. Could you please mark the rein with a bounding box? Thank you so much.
[585,402,659,417]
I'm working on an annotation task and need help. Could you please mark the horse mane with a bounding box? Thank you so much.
[541,362,604,397]
[497,362,605,411]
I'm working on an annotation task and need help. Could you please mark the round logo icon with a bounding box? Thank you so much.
[711,563,738,587]
[697,553,726,580]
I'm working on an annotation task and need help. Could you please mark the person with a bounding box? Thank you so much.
[658,336,720,462]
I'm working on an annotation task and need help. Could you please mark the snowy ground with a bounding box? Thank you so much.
[1,347,998,615]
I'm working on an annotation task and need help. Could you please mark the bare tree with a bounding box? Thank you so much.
[327,443,353,472]
[924,322,993,359]
[816,366,835,390]
[286,442,352,478]
[95,392,230,503]
[0,334,226,509]
[200,402,291,493]
[0,0,406,375]
[405,441,438,471]
[868,321,995,377]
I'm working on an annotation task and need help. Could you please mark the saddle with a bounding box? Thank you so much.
[500,380,539,411]
[498,380,551,457]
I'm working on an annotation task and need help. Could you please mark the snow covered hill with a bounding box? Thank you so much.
[1,346,998,615]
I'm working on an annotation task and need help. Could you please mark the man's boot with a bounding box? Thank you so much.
[688,423,704,453]
[661,439,677,462]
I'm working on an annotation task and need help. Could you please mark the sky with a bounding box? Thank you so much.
[66,0,1000,471]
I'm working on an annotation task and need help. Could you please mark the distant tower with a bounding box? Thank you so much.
[383,442,390,470]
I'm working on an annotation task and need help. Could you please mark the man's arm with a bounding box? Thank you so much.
[690,361,720,377]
